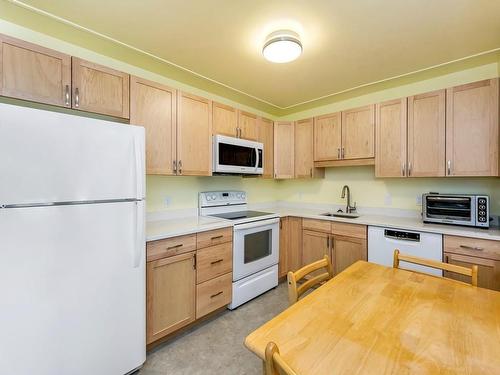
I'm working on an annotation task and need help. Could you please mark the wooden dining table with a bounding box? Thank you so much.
[245,261,500,374]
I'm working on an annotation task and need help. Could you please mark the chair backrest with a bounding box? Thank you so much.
[265,342,298,375]
[287,255,333,305]
[393,249,478,286]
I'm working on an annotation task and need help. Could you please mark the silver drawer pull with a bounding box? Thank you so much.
[210,259,223,265]
[211,235,223,240]
[167,244,183,250]
[459,245,483,251]
[210,291,223,299]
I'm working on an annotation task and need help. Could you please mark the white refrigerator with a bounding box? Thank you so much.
[0,103,146,375]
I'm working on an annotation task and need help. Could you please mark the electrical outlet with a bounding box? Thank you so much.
[415,195,422,205]
[384,193,392,206]
[163,196,171,207]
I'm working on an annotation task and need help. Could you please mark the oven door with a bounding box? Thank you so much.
[233,218,279,281]
[213,135,263,174]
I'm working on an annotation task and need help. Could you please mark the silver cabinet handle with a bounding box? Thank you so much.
[64,85,70,106]
[447,160,451,175]
[74,87,80,108]
[173,160,177,174]
[310,168,313,177]
[459,245,483,251]
[167,244,183,250]
[326,236,330,248]
[341,148,345,159]
[337,148,340,159]
[210,259,224,265]
[402,163,406,177]
[210,291,223,299]
[178,160,182,174]
[236,127,239,137]
[408,162,412,177]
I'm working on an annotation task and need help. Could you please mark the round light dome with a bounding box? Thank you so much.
[262,30,302,63]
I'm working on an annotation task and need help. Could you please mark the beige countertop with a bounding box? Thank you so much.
[146,206,500,242]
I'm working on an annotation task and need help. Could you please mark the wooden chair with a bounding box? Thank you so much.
[265,342,298,375]
[393,249,478,286]
[287,255,333,305]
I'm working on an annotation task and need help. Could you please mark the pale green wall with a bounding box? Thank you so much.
[0,10,499,215]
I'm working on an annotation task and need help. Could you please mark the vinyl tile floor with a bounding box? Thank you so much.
[137,282,289,375]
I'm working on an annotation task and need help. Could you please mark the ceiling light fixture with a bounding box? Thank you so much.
[262,30,302,63]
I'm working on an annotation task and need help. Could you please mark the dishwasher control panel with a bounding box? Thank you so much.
[384,229,420,242]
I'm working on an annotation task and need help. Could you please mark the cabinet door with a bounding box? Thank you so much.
[314,112,341,161]
[332,235,367,275]
[146,251,196,344]
[375,98,407,177]
[130,77,176,175]
[239,110,258,140]
[288,217,303,272]
[302,230,330,274]
[342,105,375,160]
[0,34,71,107]
[446,78,499,176]
[274,121,294,179]
[72,57,130,118]
[444,252,500,291]
[257,117,274,178]
[279,217,289,278]
[213,102,238,137]
[295,118,324,179]
[408,90,446,177]
[177,92,212,176]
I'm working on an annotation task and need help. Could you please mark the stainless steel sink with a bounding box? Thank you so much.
[320,212,360,219]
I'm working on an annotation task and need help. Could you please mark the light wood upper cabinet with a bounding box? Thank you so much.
[146,251,196,344]
[0,34,71,107]
[375,98,407,177]
[408,90,446,177]
[295,118,324,179]
[72,57,130,118]
[274,121,294,179]
[213,102,238,137]
[257,117,274,179]
[239,110,258,140]
[314,112,342,161]
[130,77,177,175]
[446,78,499,176]
[341,105,375,160]
[177,91,212,176]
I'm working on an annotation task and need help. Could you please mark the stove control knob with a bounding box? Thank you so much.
[211,194,217,200]
[206,195,212,201]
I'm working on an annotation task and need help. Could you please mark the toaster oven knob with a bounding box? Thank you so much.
[478,198,486,204]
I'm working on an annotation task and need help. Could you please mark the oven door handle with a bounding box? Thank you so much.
[234,217,279,231]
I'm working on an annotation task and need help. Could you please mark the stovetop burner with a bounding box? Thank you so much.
[210,210,273,220]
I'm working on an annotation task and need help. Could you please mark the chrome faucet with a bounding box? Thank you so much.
[341,185,357,214]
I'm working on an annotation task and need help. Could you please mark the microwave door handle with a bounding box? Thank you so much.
[255,147,259,170]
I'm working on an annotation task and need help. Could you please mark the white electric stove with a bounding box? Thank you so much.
[199,191,279,309]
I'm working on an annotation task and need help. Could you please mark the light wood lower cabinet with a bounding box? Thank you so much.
[196,242,232,284]
[146,251,196,344]
[72,57,130,118]
[279,217,303,278]
[332,235,367,275]
[444,235,500,291]
[0,34,71,107]
[196,273,232,319]
[302,229,331,273]
[130,76,177,175]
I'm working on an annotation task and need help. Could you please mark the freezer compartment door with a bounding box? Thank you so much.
[0,201,146,375]
[0,103,145,205]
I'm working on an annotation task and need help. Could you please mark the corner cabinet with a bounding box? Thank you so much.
[177,92,212,176]
[257,117,274,179]
[130,77,177,175]
[274,121,295,179]
[0,34,71,107]
[295,118,324,179]
[71,57,130,118]
[446,78,499,177]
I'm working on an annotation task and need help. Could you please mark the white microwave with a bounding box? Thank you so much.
[213,135,263,175]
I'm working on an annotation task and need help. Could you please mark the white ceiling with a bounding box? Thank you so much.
[14,0,500,109]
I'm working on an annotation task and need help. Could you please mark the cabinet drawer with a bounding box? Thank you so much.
[197,227,232,248]
[197,242,233,284]
[302,218,331,233]
[444,235,500,261]
[332,223,367,239]
[196,273,232,319]
[147,234,197,262]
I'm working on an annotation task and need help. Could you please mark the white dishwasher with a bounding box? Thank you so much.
[368,226,443,276]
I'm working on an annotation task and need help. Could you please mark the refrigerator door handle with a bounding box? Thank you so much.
[133,134,145,199]
[133,201,144,268]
